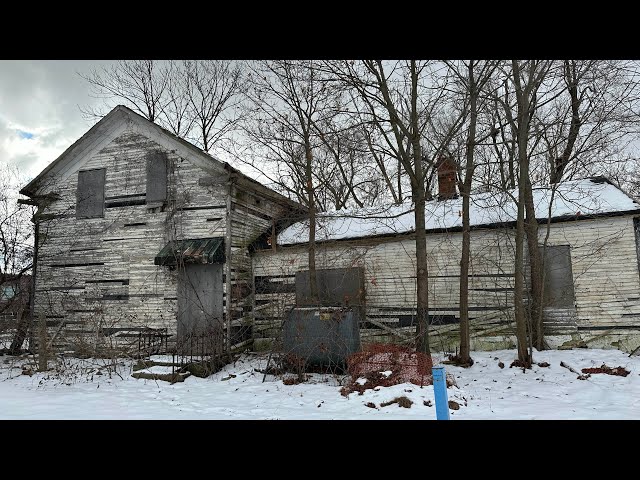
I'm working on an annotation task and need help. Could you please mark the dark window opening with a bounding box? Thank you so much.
[539,244,575,308]
[146,151,168,206]
[77,168,106,218]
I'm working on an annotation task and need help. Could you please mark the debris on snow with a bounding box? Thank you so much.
[380,396,413,408]
[581,364,630,377]
[560,361,591,380]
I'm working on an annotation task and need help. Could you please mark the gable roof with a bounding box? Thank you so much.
[277,177,640,246]
[20,105,305,213]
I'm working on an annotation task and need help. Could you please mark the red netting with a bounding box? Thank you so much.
[345,343,433,391]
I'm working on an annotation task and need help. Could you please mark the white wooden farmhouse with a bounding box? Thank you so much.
[21,105,640,355]
[20,105,304,355]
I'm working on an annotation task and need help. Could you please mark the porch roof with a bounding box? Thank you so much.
[154,237,225,266]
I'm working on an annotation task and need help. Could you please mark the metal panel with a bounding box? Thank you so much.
[154,237,225,266]
[282,307,362,365]
[146,151,168,204]
[541,245,575,308]
[177,264,223,355]
[76,168,105,218]
[295,267,365,306]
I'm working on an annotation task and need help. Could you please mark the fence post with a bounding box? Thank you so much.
[432,365,450,420]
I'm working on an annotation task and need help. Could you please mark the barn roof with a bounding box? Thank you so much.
[277,177,640,246]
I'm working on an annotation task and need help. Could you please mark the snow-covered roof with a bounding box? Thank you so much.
[278,177,640,246]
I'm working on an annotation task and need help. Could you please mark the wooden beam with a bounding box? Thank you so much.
[225,179,233,355]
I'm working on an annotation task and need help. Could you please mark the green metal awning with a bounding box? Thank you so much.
[154,237,225,266]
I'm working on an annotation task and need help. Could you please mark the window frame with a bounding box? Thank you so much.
[76,168,106,219]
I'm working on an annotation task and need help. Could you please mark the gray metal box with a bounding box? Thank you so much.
[282,307,362,366]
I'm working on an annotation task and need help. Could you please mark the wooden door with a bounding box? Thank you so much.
[177,264,223,355]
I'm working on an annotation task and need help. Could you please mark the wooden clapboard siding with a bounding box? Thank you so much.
[253,228,518,351]
[31,109,302,352]
[541,215,640,350]
[34,130,202,344]
[253,214,640,352]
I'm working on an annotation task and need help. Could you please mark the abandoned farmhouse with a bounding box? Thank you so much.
[19,105,640,356]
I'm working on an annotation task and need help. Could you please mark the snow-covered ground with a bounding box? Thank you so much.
[1,348,638,419]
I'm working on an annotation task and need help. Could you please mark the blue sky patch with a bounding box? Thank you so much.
[17,130,34,139]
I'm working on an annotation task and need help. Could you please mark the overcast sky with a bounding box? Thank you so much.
[0,60,116,182]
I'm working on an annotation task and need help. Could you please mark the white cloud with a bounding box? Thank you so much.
[0,60,114,183]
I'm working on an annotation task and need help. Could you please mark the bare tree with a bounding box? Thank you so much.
[241,60,346,300]
[509,60,554,365]
[158,60,194,138]
[80,60,245,154]
[443,60,498,365]
[182,60,245,153]
[80,60,170,122]
[327,60,462,355]
[0,165,34,353]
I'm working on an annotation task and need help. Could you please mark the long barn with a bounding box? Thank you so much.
[252,175,640,353]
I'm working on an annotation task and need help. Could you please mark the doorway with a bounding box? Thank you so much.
[177,264,224,355]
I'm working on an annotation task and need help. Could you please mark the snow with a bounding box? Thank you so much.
[278,178,640,245]
[1,348,639,419]
[134,365,179,375]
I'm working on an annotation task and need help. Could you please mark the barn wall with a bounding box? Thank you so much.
[253,228,518,352]
[253,214,640,353]
[543,215,640,351]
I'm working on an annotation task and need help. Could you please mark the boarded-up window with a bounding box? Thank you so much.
[76,168,105,218]
[146,151,168,205]
[634,218,640,280]
[540,245,575,308]
[296,267,365,306]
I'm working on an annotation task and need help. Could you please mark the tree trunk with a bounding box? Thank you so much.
[514,179,530,363]
[9,309,27,355]
[414,186,430,355]
[305,144,318,303]
[524,178,544,349]
[408,60,430,355]
[458,62,479,365]
[512,61,533,365]
[459,186,472,362]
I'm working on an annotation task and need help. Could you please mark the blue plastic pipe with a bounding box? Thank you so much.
[432,365,450,420]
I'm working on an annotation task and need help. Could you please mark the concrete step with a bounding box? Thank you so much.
[131,370,191,383]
